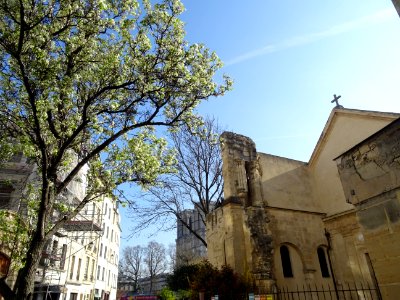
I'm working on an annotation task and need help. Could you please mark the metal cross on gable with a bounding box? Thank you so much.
[331,94,343,108]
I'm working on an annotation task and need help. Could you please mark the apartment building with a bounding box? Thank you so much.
[94,197,121,300]
[0,154,121,300]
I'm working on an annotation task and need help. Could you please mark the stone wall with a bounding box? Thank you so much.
[207,111,400,298]
[207,132,275,292]
[206,202,250,275]
[335,118,400,299]
[324,212,367,284]
[219,132,258,206]
[336,119,400,205]
[269,208,331,288]
[257,153,314,211]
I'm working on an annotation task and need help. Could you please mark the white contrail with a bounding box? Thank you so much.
[225,8,395,66]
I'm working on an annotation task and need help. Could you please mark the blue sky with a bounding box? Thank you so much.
[120,0,400,250]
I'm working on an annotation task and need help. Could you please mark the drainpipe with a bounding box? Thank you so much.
[325,229,339,300]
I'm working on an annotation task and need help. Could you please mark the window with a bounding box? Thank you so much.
[84,256,89,280]
[49,240,58,266]
[70,293,78,300]
[69,256,75,280]
[317,247,330,278]
[0,182,14,209]
[100,243,103,257]
[102,267,105,281]
[76,258,82,280]
[177,221,183,238]
[97,266,100,280]
[51,239,58,252]
[104,246,107,259]
[280,245,293,278]
[91,259,96,281]
[58,244,67,270]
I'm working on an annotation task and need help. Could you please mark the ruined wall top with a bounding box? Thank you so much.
[220,131,257,161]
[220,132,261,205]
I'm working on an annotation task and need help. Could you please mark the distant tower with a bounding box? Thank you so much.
[176,207,207,266]
[393,0,400,17]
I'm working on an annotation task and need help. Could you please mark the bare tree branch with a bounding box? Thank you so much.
[130,117,224,249]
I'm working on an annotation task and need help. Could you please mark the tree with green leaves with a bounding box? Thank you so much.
[167,263,199,292]
[0,0,231,298]
[167,261,250,300]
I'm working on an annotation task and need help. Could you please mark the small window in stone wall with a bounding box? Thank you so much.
[280,245,293,278]
[0,182,14,209]
[317,247,330,278]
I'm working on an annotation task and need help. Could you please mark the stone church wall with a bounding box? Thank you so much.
[269,208,331,288]
[207,110,400,299]
[206,202,250,276]
[335,119,400,299]
[257,153,316,211]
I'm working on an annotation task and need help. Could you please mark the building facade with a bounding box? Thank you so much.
[0,156,121,300]
[94,196,121,300]
[334,117,400,300]
[206,108,400,299]
[176,207,207,266]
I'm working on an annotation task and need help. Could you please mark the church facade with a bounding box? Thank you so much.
[206,108,400,299]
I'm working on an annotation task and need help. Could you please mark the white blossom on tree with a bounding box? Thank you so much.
[0,0,231,298]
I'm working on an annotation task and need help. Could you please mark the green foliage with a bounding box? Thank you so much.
[176,289,192,300]
[0,0,231,298]
[167,264,199,291]
[158,287,176,300]
[168,261,249,300]
[189,260,219,298]
[0,0,232,196]
[0,211,30,271]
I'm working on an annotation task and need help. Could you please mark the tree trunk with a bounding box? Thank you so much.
[13,181,52,300]
[13,236,46,300]
[149,276,153,293]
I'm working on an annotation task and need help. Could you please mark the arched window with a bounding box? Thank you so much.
[317,247,330,278]
[280,245,293,278]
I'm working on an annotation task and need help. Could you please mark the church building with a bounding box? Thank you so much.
[206,107,400,299]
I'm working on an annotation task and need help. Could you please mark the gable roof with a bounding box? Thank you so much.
[308,108,400,166]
